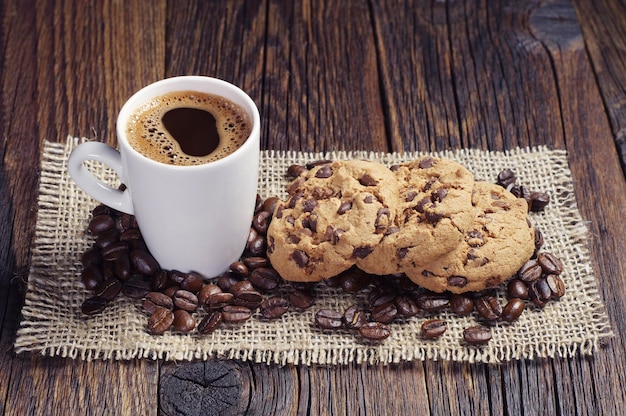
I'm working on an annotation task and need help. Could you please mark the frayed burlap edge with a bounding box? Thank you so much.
[14,137,613,365]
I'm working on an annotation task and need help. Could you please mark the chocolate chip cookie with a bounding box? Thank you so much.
[267,160,399,282]
[356,156,475,275]
[403,181,535,293]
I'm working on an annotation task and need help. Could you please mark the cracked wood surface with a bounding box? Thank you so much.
[1,0,625,414]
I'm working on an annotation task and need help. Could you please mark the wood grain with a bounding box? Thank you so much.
[1,0,625,414]
[574,0,626,174]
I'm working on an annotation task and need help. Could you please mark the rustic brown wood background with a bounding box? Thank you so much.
[1,0,625,414]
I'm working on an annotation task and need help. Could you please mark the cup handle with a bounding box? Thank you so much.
[68,142,134,215]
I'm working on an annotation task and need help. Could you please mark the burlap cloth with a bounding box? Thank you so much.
[14,137,613,365]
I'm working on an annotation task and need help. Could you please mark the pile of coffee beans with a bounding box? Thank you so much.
[77,166,565,347]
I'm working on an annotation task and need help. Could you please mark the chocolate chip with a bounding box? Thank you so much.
[352,246,374,259]
[418,157,435,169]
[315,165,332,178]
[302,199,317,212]
[359,174,378,186]
[337,201,352,214]
[292,250,309,267]
[431,188,448,202]
[448,276,468,288]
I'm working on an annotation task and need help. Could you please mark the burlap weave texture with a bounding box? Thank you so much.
[14,137,613,365]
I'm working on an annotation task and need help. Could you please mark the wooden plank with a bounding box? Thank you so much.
[1,1,166,415]
[263,0,387,152]
[574,0,626,174]
[525,0,626,412]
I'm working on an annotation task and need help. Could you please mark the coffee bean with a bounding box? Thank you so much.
[529,191,550,212]
[130,249,160,276]
[288,290,315,309]
[233,290,264,309]
[101,261,116,280]
[475,295,502,321]
[421,319,447,339]
[315,309,343,330]
[449,294,474,316]
[507,279,529,300]
[230,261,249,276]
[534,228,544,253]
[81,265,104,290]
[119,228,142,242]
[179,272,204,294]
[260,296,289,319]
[243,256,269,270]
[92,204,113,217]
[172,309,196,333]
[162,285,181,298]
[204,291,234,311]
[143,291,174,315]
[501,298,525,322]
[81,296,109,315]
[546,274,566,299]
[150,270,169,291]
[247,236,266,256]
[252,211,272,235]
[496,169,516,188]
[394,295,419,318]
[368,286,396,308]
[517,259,543,283]
[100,241,128,262]
[222,305,252,324]
[339,268,371,292]
[229,280,254,294]
[359,322,391,341]
[167,270,187,285]
[198,284,221,305]
[529,278,552,308]
[216,271,241,292]
[261,196,280,215]
[197,311,223,334]
[112,254,132,282]
[88,214,115,235]
[343,305,367,329]
[463,325,492,345]
[249,268,280,292]
[122,276,151,299]
[95,228,119,249]
[370,302,398,324]
[416,291,449,313]
[246,227,259,248]
[172,289,199,312]
[94,277,122,301]
[119,213,137,230]
[537,252,563,275]
[287,164,308,178]
[147,307,175,335]
[81,247,102,268]
[254,194,264,212]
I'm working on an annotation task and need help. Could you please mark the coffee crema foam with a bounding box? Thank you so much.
[126,91,252,166]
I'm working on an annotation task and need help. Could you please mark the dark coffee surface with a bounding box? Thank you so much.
[161,107,219,157]
[126,91,252,166]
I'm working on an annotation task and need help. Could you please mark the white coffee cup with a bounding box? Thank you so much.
[68,76,260,277]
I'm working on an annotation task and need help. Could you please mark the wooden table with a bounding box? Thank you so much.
[2,0,625,414]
